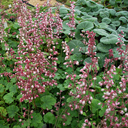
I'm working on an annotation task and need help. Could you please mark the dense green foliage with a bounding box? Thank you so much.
[0,0,128,128]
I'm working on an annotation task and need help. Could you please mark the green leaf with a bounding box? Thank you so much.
[86,1,97,8]
[0,120,9,128]
[10,78,16,83]
[31,112,42,127]
[91,99,102,113]
[6,105,19,118]
[100,11,109,18]
[40,95,56,109]
[13,22,20,29]
[111,21,120,26]
[109,0,115,5]
[22,119,31,128]
[64,115,72,126]
[93,29,108,36]
[0,107,7,117]
[123,0,128,4]
[83,57,92,65]
[68,40,85,54]
[3,93,14,104]
[9,84,17,94]
[119,16,127,23]
[44,112,55,124]
[77,21,94,31]
[109,9,116,16]
[100,34,118,44]
[99,105,107,117]
[63,20,71,30]
[102,17,111,24]
[59,6,70,14]
[98,23,108,29]
[13,125,21,128]
[118,26,128,33]
[97,43,111,53]
[84,17,97,22]
[116,11,128,17]
[0,84,4,93]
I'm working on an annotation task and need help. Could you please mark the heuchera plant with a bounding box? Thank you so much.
[0,0,128,128]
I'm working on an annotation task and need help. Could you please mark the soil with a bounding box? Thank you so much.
[27,0,68,7]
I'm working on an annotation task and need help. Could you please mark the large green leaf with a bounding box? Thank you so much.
[111,21,120,26]
[118,26,128,33]
[97,43,111,53]
[0,107,7,117]
[123,0,128,4]
[77,21,94,31]
[63,20,71,30]
[100,34,118,44]
[86,1,97,8]
[68,40,85,54]
[6,105,19,118]
[3,93,14,104]
[100,11,109,18]
[44,112,55,124]
[31,112,42,127]
[93,29,108,36]
[109,0,115,5]
[99,105,107,117]
[59,6,70,14]
[102,17,111,24]
[119,16,127,23]
[0,84,4,93]
[98,23,108,29]
[91,99,102,113]
[40,95,56,109]
[109,9,116,16]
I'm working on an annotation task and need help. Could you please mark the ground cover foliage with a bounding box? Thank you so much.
[0,0,128,128]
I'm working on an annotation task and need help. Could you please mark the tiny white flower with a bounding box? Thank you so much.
[8,4,11,8]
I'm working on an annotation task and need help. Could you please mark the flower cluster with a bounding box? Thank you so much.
[10,0,63,103]
[66,1,76,37]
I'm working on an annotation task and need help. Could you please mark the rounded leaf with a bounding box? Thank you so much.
[119,16,127,23]
[100,11,109,18]
[111,21,120,26]
[68,40,85,54]
[63,20,71,30]
[40,95,56,109]
[44,112,55,124]
[6,105,19,118]
[93,29,109,36]
[100,34,118,44]
[102,17,111,24]
[123,0,128,4]
[97,43,111,53]
[77,21,94,31]
[91,99,102,113]
[86,1,97,8]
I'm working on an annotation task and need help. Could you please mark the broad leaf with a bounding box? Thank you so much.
[44,112,55,124]
[97,43,111,53]
[3,93,14,104]
[31,112,42,127]
[40,95,56,109]
[99,105,107,117]
[100,34,118,44]
[6,105,19,118]
[102,17,111,24]
[93,29,108,36]
[0,84,4,93]
[68,40,85,54]
[91,99,102,113]
[77,21,94,31]
[0,107,7,117]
